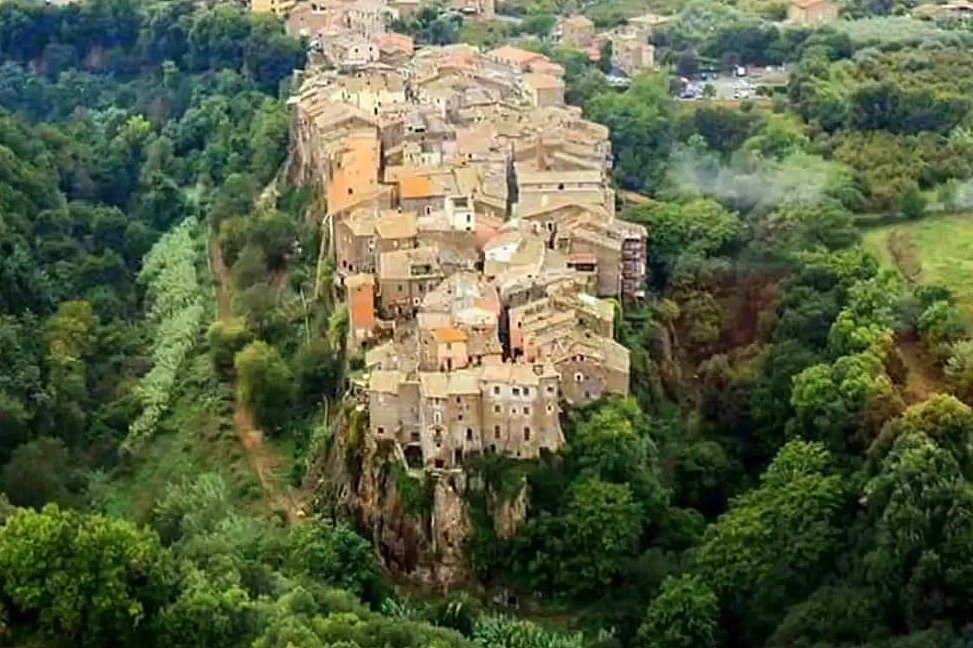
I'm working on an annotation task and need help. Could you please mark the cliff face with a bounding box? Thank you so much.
[312,410,475,588]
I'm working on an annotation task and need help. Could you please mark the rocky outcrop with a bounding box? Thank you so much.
[490,481,528,540]
[431,473,471,587]
[311,408,473,589]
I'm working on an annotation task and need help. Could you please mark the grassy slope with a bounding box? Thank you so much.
[862,211,973,320]
[99,352,265,522]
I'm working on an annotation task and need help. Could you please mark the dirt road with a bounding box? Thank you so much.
[208,235,304,524]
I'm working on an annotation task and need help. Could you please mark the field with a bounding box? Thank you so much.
[862,212,973,319]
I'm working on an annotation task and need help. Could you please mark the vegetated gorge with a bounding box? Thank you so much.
[2,0,973,646]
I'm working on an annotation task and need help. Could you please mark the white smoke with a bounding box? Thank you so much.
[666,147,847,214]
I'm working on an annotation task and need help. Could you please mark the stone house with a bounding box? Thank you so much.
[514,167,612,214]
[556,14,596,48]
[377,246,444,317]
[788,0,838,23]
[376,210,418,255]
[611,32,655,75]
[368,362,563,470]
[521,73,565,108]
[554,215,647,300]
[334,208,377,274]
[552,332,630,404]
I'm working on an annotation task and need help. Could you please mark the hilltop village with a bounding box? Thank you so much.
[289,30,646,478]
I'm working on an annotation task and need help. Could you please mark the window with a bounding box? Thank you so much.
[456,397,462,404]
[411,431,420,442]
[584,391,591,400]
[546,385,555,394]
[494,405,501,413]
[523,387,529,397]
[494,426,501,438]
[547,404,554,413]
[458,414,463,421]
[524,427,531,441]
[575,373,583,382]
[523,407,529,415]
[434,411,442,425]
[466,428,473,440]
[434,459,444,468]
[557,183,564,190]
[512,387,520,396]
[377,426,385,434]
[493,386,500,395]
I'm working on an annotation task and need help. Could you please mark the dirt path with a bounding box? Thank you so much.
[208,236,304,524]
[896,333,948,403]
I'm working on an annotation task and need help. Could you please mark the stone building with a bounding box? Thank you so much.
[377,246,444,317]
[555,14,596,48]
[368,361,563,470]
[787,0,838,23]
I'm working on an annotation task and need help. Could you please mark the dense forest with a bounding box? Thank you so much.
[3,0,973,646]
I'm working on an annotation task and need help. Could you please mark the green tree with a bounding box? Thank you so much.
[623,198,740,286]
[598,40,613,73]
[0,505,173,646]
[637,574,719,648]
[585,74,673,192]
[516,478,643,597]
[946,339,973,401]
[694,440,848,644]
[1,437,77,509]
[899,185,927,220]
[207,318,253,378]
[287,521,384,604]
[234,340,293,431]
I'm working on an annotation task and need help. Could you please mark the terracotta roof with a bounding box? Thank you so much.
[487,45,546,65]
[378,32,414,53]
[399,175,444,199]
[432,327,468,343]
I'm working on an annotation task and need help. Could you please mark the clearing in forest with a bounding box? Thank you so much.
[862,211,973,321]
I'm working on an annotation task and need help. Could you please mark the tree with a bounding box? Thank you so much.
[862,429,973,629]
[675,50,698,78]
[287,521,385,604]
[0,505,173,646]
[637,575,719,648]
[207,318,252,378]
[585,74,674,192]
[899,185,927,220]
[946,340,973,401]
[234,340,293,431]
[790,348,902,453]
[598,39,612,73]
[515,478,643,597]
[243,19,304,93]
[567,398,668,518]
[1,437,77,509]
[521,13,555,37]
[693,440,848,644]
[623,199,740,286]
[231,243,268,290]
